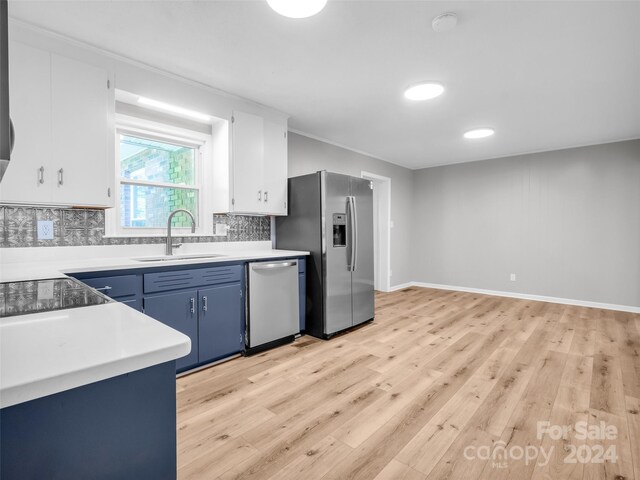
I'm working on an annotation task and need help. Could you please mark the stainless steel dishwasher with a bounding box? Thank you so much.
[246,260,300,354]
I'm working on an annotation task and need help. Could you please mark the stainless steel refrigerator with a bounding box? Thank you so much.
[276,171,375,338]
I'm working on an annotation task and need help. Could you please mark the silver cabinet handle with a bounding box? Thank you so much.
[202,296,208,312]
[94,285,112,292]
[57,168,64,186]
[251,261,297,271]
[190,297,195,314]
[257,190,262,201]
[264,191,268,202]
[38,166,45,184]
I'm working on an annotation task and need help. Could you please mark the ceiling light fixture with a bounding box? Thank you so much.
[404,82,445,101]
[137,97,211,122]
[464,128,495,139]
[432,13,458,33]
[267,0,327,18]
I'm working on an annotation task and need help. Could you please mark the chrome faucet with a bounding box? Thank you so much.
[166,209,196,255]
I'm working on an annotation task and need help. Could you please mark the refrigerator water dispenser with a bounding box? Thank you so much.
[332,213,347,247]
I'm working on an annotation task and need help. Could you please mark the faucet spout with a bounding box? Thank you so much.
[166,209,196,256]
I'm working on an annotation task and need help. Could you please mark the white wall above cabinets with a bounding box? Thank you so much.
[0,41,113,208]
[214,111,288,216]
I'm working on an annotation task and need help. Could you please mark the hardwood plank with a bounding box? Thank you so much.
[529,385,590,480]
[590,353,626,417]
[583,409,635,480]
[625,395,640,480]
[614,311,640,398]
[266,435,352,480]
[475,350,567,480]
[372,459,426,480]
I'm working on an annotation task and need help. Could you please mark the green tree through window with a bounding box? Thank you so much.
[119,134,198,228]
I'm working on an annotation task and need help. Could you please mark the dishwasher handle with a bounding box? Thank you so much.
[251,261,297,271]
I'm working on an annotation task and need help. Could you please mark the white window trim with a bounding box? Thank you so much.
[105,113,214,237]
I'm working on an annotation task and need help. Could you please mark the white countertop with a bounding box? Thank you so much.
[0,242,308,408]
[0,241,309,282]
[0,303,191,408]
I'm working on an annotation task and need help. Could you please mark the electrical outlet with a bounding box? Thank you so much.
[37,280,55,300]
[37,220,54,240]
[510,273,517,282]
[214,223,228,237]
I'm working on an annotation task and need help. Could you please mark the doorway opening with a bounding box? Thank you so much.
[361,171,391,292]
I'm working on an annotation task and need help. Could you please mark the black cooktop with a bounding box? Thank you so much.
[0,277,112,318]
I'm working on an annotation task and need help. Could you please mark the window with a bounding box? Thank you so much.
[119,134,199,228]
[107,113,214,237]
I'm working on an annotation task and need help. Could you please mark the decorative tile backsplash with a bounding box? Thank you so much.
[0,205,271,248]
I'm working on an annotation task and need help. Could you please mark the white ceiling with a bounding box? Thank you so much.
[9,1,640,169]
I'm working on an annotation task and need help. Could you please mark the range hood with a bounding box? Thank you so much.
[0,0,13,182]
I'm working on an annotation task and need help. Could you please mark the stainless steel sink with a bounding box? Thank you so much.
[133,253,226,262]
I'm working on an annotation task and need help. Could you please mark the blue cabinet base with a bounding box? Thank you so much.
[0,362,177,480]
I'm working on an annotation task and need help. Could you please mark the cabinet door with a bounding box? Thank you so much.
[231,111,264,213]
[263,120,288,215]
[198,283,244,363]
[51,54,111,207]
[119,297,142,312]
[144,290,198,371]
[1,42,53,204]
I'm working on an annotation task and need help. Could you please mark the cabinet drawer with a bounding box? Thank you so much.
[81,275,139,298]
[198,265,242,286]
[144,265,242,294]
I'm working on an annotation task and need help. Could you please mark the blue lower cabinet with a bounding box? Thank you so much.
[119,297,142,312]
[198,283,244,363]
[144,290,199,371]
[0,362,177,480]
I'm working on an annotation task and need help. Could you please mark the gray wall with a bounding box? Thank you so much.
[287,132,414,287]
[411,139,640,308]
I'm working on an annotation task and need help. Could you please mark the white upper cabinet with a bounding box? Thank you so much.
[219,110,288,215]
[231,111,264,213]
[51,55,111,207]
[0,42,113,207]
[1,42,52,204]
[262,120,288,216]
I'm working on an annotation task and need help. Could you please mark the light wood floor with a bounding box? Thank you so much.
[176,287,640,480]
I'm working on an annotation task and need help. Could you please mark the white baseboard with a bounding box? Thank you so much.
[405,282,640,314]
[387,282,414,292]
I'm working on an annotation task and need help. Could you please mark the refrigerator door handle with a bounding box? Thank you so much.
[347,196,356,272]
[352,196,358,272]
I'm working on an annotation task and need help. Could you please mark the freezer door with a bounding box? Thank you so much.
[322,172,353,334]
[350,177,375,325]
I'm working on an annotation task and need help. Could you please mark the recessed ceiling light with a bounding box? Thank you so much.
[267,0,327,18]
[432,13,458,33]
[404,82,444,101]
[464,128,495,139]
[137,97,211,123]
